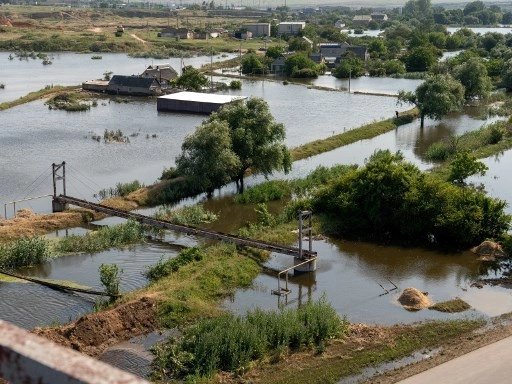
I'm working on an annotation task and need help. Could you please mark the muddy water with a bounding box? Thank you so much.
[1,51,512,333]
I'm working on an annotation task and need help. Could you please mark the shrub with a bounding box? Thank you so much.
[99,263,123,296]
[144,247,204,281]
[154,205,217,226]
[234,180,287,204]
[229,80,242,89]
[425,140,456,161]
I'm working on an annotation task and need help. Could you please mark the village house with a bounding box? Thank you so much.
[352,15,372,26]
[243,23,271,37]
[107,75,162,96]
[277,22,306,36]
[318,42,369,62]
[234,30,253,40]
[140,64,178,87]
[334,19,346,29]
[302,36,314,49]
[270,53,293,75]
[158,27,193,39]
[371,13,388,21]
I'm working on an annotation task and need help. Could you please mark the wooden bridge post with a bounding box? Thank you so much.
[52,162,68,213]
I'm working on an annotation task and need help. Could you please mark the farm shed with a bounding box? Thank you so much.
[157,92,246,114]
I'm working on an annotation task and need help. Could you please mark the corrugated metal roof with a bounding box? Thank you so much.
[158,92,246,104]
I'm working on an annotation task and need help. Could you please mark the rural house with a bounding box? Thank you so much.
[140,64,178,87]
[158,27,193,39]
[107,75,162,96]
[277,22,306,35]
[243,23,271,37]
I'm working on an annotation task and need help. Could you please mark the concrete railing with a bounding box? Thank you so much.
[0,320,150,384]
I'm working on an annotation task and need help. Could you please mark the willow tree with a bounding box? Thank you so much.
[207,97,292,192]
[398,74,465,128]
[176,120,240,197]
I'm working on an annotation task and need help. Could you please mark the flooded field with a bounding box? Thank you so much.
[1,51,511,334]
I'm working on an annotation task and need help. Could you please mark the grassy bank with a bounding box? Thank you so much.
[291,112,416,161]
[0,85,78,111]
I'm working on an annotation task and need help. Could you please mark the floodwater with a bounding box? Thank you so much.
[1,52,512,334]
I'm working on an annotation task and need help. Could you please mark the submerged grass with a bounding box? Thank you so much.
[54,220,145,254]
[430,298,471,313]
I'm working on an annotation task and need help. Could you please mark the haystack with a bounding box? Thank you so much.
[397,287,432,311]
[470,240,507,261]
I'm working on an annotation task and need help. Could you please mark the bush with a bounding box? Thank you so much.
[425,140,456,161]
[234,180,287,204]
[99,263,123,296]
[144,247,204,281]
[311,150,511,246]
[229,80,242,89]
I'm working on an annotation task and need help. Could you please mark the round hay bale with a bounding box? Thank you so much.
[471,240,507,261]
[397,287,432,311]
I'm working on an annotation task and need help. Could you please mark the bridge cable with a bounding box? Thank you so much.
[14,165,52,201]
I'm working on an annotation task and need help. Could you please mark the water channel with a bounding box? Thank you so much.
[1,52,512,340]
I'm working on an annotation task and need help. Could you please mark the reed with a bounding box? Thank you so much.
[54,220,145,254]
[154,205,217,226]
[153,297,347,379]
[97,180,142,200]
[0,236,51,269]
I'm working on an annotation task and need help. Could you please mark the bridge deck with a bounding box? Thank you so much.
[55,195,317,258]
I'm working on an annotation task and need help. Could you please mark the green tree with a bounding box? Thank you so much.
[502,58,512,90]
[287,37,312,53]
[448,152,488,186]
[208,98,291,191]
[453,57,492,99]
[175,65,209,91]
[332,57,365,78]
[403,45,440,72]
[265,46,284,60]
[241,53,266,74]
[176,120,241,197]
[284,53,318,77]
[398,74,465,128]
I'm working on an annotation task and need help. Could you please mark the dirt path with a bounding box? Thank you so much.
[130,34,147,44]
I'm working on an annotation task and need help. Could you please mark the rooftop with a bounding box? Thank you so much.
[158,92,246,104]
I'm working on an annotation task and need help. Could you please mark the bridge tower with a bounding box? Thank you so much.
[52,162,67,213]
[294,210,316,273]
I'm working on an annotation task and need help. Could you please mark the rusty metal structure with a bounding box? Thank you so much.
[0,319,149,384]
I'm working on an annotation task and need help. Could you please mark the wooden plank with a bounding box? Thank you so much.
[0,269,119,297]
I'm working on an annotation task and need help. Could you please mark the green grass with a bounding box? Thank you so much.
[0,85,77,111]
[152,297,347,380]
[257,319,485,384]
[153,205,217,226]
[430,298,471,313]
[291,110,417,161]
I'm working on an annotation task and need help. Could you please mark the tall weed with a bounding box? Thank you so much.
[0,236,50,269]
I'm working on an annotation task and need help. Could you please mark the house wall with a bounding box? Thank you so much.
[277,22,305,35]
[244,23,271,37]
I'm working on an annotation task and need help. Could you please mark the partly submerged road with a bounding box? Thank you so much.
[396,335,512,383]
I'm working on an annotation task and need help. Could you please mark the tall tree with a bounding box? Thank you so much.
[176,120,240,197]
[175,65,209,91]
[398,74,465,128]
[208,98,292,191]
[453,57,492,99]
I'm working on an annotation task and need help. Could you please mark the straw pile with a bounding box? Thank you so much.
[471,240,507,261]
[397,287,432,311]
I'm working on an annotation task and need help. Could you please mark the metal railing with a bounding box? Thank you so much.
[3,195,52,219]
[0,319,150,384]
[271,256,318,296]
